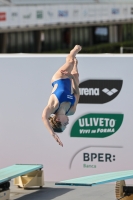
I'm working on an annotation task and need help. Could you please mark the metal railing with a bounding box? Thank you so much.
[120,46,133,53]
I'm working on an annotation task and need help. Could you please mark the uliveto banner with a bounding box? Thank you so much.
[0,54,133,183]
[70,113,124,138]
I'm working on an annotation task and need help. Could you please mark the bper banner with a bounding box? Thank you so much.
[0,54,133,183]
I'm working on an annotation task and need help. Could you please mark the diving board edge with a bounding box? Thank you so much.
[0,164,44,184]
[55,182,93,186]
[55,173,133,187]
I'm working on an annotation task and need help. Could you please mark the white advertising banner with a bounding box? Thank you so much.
[71,5,81,23]
[88,5,96,22]
[0,4,133,28]
[0,7,9,27]
[34,6,45,25]
[10,0,133,5]
[80,4,89,23]
[0,54,133,184]
[19,6,33,26]
[127,4,133,19]
[101,4,110,21]
[29,6,36,26]
[45,5,58,24]
[109,4,121,21]
[120,4,128,20]
[56,5,69,23]
[94,5,102,22]
[9,6,19,27]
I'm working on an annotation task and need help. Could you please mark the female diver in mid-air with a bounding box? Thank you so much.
[42,45,82,147]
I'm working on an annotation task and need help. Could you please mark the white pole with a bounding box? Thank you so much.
[120,47,123,54]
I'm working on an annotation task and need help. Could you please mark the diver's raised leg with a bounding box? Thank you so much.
[71,57,79,87]
[51,45,82,82]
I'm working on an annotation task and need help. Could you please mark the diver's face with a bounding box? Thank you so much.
[60,115,69,131]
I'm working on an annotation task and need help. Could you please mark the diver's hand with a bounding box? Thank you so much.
[52,133,63,147]
[61,70,73,79]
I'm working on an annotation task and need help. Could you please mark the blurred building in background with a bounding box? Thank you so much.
[0,0,133,53]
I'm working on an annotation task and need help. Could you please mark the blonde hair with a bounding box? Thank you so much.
[49,115,62,133]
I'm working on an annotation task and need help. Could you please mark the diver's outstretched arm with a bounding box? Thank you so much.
[42,106,63,147]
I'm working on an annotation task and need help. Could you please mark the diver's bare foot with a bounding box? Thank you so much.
[75,45,82,51]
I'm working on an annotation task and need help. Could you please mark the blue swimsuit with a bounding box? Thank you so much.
[52,78,75,114]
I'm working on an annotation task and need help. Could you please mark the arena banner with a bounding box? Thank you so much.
[0,54,133,183]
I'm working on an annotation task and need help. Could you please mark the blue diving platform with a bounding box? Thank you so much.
[55,170,133,186]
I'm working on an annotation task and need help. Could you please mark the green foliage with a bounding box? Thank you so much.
[43,41,133,54]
